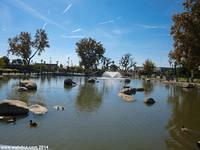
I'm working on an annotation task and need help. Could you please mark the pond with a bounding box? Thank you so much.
[0,77,200,150]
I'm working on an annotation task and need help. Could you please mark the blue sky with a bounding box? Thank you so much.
[0,0,183,67]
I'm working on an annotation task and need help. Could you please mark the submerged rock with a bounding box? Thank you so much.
[118,93,135,102]
[64,79,76,86]
[0,116,16,123]
[29,104,48,115]
[19,80,37,90]
[120,88,136,95]
[144,98,155,105]
[0,100,29,116]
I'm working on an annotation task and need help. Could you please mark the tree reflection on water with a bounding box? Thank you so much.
[165,85,200,150]
[75,83,102,112]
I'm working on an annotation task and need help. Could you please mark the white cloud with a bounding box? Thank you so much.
[112,29,127,35]
[72,28,82,33]
[42,22,47,30]
[12,0,68,31]
[61,35,85,39]
[99,20,114,25]
[63,4,72,14]
[137,24,167,29]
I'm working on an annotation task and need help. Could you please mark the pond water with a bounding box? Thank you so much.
[0,77,200,150]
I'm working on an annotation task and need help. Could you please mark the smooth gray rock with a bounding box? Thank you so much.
[0,100,29,116]
[29,104,48,115]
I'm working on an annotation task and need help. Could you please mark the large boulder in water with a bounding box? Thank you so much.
[144,98,155,105]
[87,78,96,83]
[0,100,29,116]
[29,104,48,115]
[120,88,136,95]
[19,80,37,90]
[64,79,76,86]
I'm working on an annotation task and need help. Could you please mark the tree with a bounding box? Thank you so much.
[8,29,49,68]
[2,56,9,67]
[110,61,119,71]
[0,57,5,68]
[169,0,200,80]
[143,59,155,76]
[168,52,178,81]
[119,53,136,72]
[101,56,112,70]
[76,38,105,70]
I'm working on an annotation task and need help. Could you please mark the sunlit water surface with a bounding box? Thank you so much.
[0,77,200,150]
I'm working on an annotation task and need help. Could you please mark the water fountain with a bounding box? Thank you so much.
[102,71,122,78]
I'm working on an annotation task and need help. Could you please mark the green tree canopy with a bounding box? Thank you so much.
[8,29,49,67]
[2,56,9,67]
[143,59,155,75]
[169,0,200,72]
[0,57,5,68]
[76,38,105,70]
